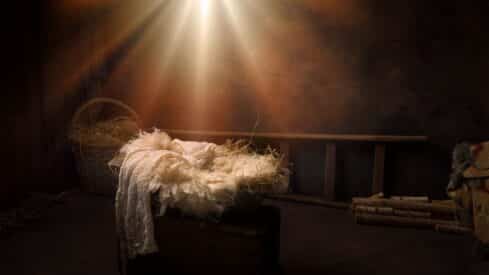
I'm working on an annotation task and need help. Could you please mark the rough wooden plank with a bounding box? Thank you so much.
[435,224,472,235]
[353,205,432,218]
[372,144,386,195]
[355,213,458,229]
[352,198,455,216]
[165,129,428,143]
[324,143,336,201]
[391,196,430,203]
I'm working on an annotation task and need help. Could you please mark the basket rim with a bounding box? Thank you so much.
[69,97,140,149]
[70,139,126,149]
[70,97,140,129]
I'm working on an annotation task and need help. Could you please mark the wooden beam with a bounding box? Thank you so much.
[372,144,386,195]
[165,129,428,143]
[324,143,336,201]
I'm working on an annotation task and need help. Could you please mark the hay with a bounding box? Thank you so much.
[69,117,139,148]
[114,129,289,258]
[112,130,288,197]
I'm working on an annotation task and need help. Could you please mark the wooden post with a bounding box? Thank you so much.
[473,189,489,244]
[324,143,336,201]
[279,141,290,189]
[372,144,386,195]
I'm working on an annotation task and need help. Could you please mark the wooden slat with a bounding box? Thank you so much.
[265,194,350,210]
[372,144,386,195]
[352,198,455,215]
[355,213,458,229]
[165,129,428,143]
[324,143,336,201]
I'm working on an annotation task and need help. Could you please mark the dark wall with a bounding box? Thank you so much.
[41,0,165,191]
[41,0,489,198]
[1,2,43,207]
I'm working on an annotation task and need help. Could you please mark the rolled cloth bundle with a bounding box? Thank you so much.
[113,130,289,258]
[352,195,473,234]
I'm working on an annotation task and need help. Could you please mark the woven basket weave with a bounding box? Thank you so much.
[70,98,140,196]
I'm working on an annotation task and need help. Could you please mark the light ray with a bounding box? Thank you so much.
[222,0,289,130]
[190,0,215,128]
[159,0,193,69]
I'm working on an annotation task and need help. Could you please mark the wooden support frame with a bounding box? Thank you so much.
[372,144,386,195]
[324,143,337,201]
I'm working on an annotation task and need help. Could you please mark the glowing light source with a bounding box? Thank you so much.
[195,0,212,82]
[199,0,210,18]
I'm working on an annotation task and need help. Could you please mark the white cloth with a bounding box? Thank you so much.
[114,130,288,259]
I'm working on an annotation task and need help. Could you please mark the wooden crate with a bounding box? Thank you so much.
[473,187,489,244]
[126,206,281,275]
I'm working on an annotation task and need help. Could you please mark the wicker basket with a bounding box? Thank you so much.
[70,98,140,196]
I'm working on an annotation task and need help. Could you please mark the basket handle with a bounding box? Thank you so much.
[71,97,140,128]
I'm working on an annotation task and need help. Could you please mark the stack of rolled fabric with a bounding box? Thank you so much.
[352,193,473,234]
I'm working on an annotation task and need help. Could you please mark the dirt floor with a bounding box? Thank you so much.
[0,192,487,275]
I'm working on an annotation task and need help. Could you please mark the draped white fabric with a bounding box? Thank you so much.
[114,130,288,258]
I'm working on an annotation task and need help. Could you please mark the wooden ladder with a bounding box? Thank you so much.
[165,129,428,205]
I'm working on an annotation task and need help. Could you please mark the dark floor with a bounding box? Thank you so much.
[0,192,487,275]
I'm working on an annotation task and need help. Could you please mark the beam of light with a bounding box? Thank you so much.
[222,0,289,130]
[145,0,304,131]
[222,0,256,67]
[189,0,215,129]
[159,0,193,69]
[194,0,214,89]
[118,3,185,124]
[46,0,166,97]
